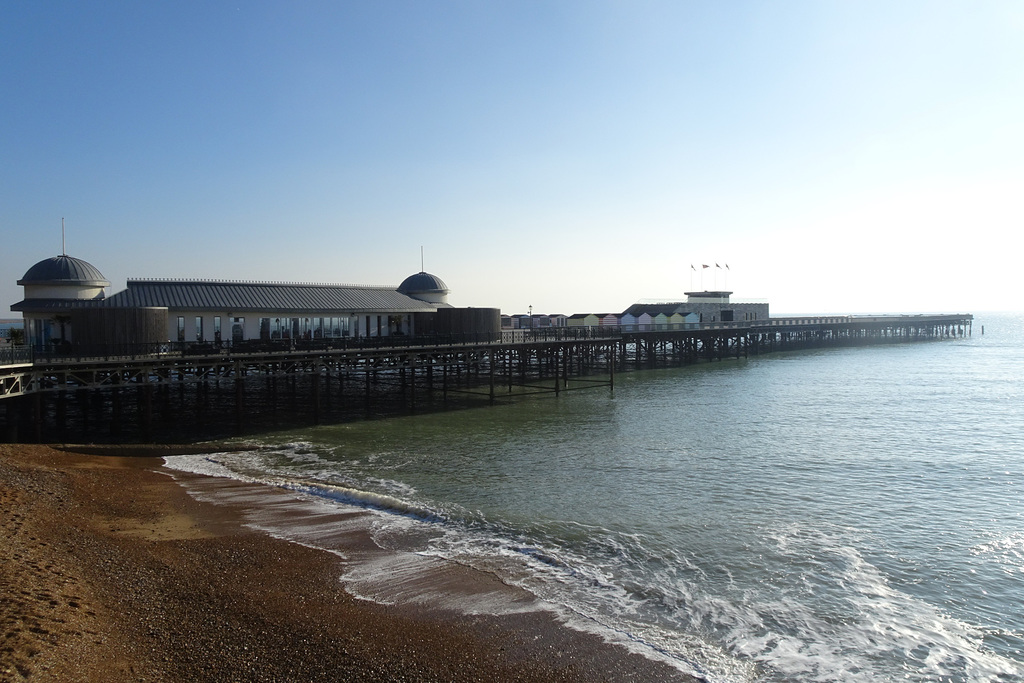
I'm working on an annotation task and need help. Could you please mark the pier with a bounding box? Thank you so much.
[0,313,972,443]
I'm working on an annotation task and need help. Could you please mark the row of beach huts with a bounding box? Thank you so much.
[502,303,701,332]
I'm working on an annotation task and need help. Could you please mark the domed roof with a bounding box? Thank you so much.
[19,255,110,287]
[397,271,449,295]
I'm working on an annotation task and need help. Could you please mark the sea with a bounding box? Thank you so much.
[164,312,1024,682]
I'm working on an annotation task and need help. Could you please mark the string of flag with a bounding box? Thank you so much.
[688,263,730,290]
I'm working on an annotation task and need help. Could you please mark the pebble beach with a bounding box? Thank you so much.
[0,444,689,682]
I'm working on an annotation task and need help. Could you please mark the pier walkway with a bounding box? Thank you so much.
[0,313,973,443]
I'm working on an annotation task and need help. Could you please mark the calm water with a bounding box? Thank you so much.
[167,313,1024,682]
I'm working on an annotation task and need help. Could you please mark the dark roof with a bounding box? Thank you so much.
[19,255,110,287]
[103,280,441,314]
[621,303,692,317]
[397,272,449,295]
[10,298,106,313]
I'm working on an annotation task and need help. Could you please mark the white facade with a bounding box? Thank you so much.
[168,310,418,343]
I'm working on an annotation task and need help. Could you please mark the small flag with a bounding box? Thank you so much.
[716,263,721,269]
[725,263,730,270]
[702,264,710,269]
[691,264,696,271]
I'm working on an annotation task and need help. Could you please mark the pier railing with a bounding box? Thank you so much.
[0,346,33,367]
[15,332,510,364]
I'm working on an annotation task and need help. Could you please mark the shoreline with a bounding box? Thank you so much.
[1,443,696,682]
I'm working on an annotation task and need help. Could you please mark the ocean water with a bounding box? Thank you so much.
[165,313,1024,682]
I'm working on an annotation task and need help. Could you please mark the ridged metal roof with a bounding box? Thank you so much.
[19,255,110,286]
[103,280,440,313]
[397,271,449,295]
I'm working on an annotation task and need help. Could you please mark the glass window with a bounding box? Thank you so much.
[259,318,271,341]
[195,316,203,341]
[232,317,245,342]
[177,316,185,342]
[214,316,222,343]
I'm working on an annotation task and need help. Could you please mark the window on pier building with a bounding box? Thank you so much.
[328,317,349,337]
[195,316,203,342]
[177,316,185,342]
[232,317,245,343]
[214,316,222,343]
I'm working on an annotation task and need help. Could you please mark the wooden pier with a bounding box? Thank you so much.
[0,314,972,443]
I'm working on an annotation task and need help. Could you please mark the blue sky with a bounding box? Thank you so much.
[3,1,1022,315]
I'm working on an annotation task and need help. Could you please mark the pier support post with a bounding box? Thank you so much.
[365,365,372,412]
[5,398,19,443]
[489,350,495,404]
[312,370,321,425]
[32,391,43,444]
[234,360,244,436]
[56,390,67,442]
[141,381,153,441]
[111,381,122,438]
[609,344,615,390]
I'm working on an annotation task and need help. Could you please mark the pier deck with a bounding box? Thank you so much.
[0,314,973,443]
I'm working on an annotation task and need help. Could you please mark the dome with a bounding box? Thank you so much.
[397,272,449,296]
[19,255,110,287]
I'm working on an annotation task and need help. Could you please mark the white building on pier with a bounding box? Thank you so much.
[11,253,458,347]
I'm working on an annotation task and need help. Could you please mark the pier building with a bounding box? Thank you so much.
[10,252,491,349]
[12,255,111,348]
[504,291,765,332]
[680,291,767,323]
[102,276,446,344]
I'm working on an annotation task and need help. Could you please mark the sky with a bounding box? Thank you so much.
[2,1,1022,316]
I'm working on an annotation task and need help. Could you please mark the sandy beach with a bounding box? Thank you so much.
[1,444,693,682]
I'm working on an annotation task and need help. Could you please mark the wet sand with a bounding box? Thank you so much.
[1,444,695,682]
